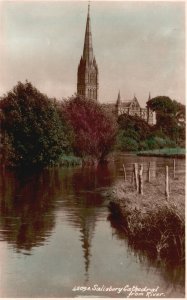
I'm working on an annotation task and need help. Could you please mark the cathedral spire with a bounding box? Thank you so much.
[148,92,151,100]
[77,2,98,101]
[116,90,121,105]
[83,1,93,63]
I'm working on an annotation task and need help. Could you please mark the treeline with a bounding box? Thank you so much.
[0,81,185,168]
[0,81,116,168]
[116,96,185,152]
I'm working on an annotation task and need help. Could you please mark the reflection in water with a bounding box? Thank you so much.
[0,169,57,252]
[0,155,185,297]
[55,165,114,282]
[0,165,113,280]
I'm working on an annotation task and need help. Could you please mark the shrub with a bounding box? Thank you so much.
[116,134,138,152]
[118,114,151,141]
[138,140,149,151]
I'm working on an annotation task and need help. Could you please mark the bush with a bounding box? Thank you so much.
[146,138,159,150]
[0,81,72,167]
[116,132,139,152]
[138,140,149,151]
[118,114,151,141]
[61,96,117,161]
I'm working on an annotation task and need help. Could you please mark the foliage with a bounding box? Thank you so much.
[58,154,82,166]
[118,114,151,141]
[61,96,117,161]
[138,147,185,157]
[116,130,139,151]
[147,96,185,142]
[116,96,185,152]
[116,114,151,151]
[0,81,72,167]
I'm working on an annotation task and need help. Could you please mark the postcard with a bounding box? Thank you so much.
[0,0,185,298]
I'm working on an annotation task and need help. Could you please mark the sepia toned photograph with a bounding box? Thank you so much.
[0,0,185,298]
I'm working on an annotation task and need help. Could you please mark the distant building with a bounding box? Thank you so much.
[77,4,154,125]
[77,3,99,101]
[102,92,154,125]
[115,91,154,125]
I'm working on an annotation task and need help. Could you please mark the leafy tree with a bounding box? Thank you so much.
[61,96,117,162]
[118,114,151,141]
[147,96,185,143]
[0,81,71,167]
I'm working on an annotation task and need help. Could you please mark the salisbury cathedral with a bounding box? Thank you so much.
[77,3,154,125]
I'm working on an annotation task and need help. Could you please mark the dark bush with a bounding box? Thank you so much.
[0,81,72,167]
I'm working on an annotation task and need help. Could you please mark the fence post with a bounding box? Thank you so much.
[139,164,143,195]
[148,162,151,182]
[123,164,126,182]
[165,166,169,199]
[131,168,135,184]
[134,163,139,191]
[173,159,176,179]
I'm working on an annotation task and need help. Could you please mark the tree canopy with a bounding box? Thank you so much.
[0,81,71,167]
[147,96,185,143]
[61,96,117,161]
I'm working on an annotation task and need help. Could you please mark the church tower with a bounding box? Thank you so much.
[77,3,99,101]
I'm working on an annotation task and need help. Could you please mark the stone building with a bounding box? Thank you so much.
[115,91,154,125]
[77,3,154,125]
[77,3,99,101]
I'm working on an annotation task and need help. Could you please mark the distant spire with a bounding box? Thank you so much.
[133,93,136,99]
[88,0,90,14]
[83,1,93,63]
[116,90,121,105]
[148,92,151,100]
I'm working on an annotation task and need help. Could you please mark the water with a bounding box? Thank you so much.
[0,154,185,298]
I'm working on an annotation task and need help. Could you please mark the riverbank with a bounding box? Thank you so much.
[107,174,185,263]
[137,147,185,159]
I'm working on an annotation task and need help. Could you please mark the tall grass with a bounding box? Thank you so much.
[108,174,185,263]
[58,155,82,166]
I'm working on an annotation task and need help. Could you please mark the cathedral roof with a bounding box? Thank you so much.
[120,101,132,107]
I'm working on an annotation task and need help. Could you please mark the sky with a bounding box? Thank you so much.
[0,0,185,106]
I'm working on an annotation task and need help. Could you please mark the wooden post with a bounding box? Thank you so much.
[134,163,139,191]
[152,161,156,178]
[165,166,169,199]
[139,164,143,195]
[147,162,151,182]
[173,159,176,179]
[131,168,135,184]
[123,164,126,181]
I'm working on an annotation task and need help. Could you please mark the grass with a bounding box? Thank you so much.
[58,154,82,166]
[137,147,186,158]
[107,173,185,263]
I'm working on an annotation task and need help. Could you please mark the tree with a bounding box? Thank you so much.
[147,96,185,143]
[0,81,71,167]
[61,96,117,162]
[117,114,151,141]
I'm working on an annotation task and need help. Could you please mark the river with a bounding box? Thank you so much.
[0,154,185,298]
